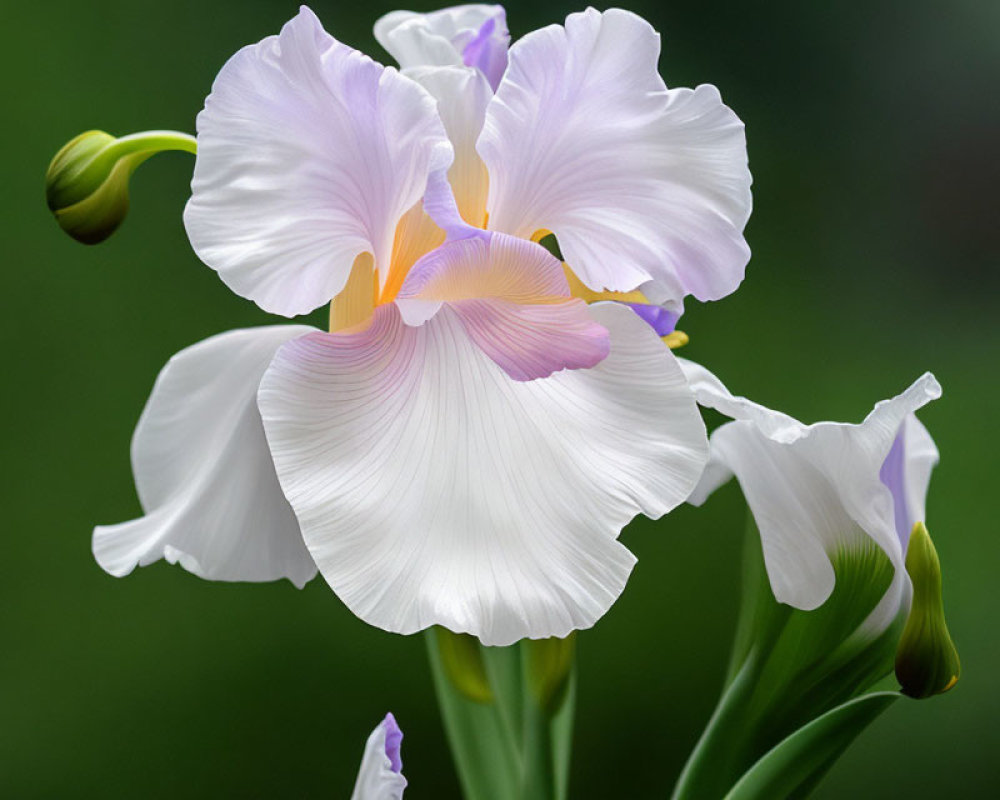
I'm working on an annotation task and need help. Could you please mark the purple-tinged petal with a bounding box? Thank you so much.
[622,303,679,336]
[450,296,610,381]
[258,303,707,646]
[879,415,939,553]
[407,66,492,227]
[680,359,941,632]
[462,16,509,90]
[421,168,488,242]
[184,7,453,316]
[351,714,407,799]
[880,429,908,550]
[382,713,403,774]
[479,8,751,306]
[397,232,609,380]
[376,5,509,88]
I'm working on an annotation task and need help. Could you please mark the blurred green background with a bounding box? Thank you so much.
[3,0,997,796]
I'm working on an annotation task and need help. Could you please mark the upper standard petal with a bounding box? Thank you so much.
[406,66,492,228]
[258,303,707,645]
[375,4,509,88]
[184,7,453,316]
[478,8,752,306]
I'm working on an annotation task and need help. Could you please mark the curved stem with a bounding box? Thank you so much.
[103,130,197,158]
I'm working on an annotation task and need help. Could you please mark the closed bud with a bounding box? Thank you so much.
[895,522,961,698]
[433,628,493,704]
[45,129,196,244]
[525,633,575,714]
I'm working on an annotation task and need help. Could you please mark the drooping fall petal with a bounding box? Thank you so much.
[259,304,707,645]
[93,326,318,587]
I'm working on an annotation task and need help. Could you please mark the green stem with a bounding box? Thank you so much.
[521,636,577,800]
[82,130,196,188]
[426,630,577,800]
[425,630,521,800]
[52,130,196,208]
[104,130,198,157]
[521,694,557,800]
[671,651,765,800]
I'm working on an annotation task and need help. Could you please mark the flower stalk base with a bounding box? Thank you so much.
[426,628,576,800]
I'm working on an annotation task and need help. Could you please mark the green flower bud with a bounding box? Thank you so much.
[45,129,196,245]
[895,522,961,698]
[434,627,493,704]
[524,634,576,715]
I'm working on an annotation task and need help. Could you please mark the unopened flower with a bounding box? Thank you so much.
[94,5,752,645]
[352,714,407,800]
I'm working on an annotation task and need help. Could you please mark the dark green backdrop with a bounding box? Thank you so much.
[3,0,997,796]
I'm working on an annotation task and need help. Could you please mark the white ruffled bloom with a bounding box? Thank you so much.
[681,360,941,634]
[94,5,752,645]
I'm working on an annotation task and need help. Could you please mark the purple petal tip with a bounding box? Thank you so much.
[382,713,403,774]
[623,302,679,336]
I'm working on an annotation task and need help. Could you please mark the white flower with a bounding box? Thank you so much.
[681,359,941,633]
[94,5,751,645]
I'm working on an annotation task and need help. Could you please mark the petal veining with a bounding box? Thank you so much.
[184,7,453,316]
[478,8,751,306]
[93,326,318,587]
[398,232,609,380]
[258,303,708,645]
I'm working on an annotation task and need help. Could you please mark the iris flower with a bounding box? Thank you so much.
[93,5,752,645]
[352,713,407,800]
[682,361,941,634]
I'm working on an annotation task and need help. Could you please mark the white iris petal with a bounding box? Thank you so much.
[260,305,707,645]
[479,7,752,308]
[681,359,941,628]
[184,7,453,316]
[93,326,319,587]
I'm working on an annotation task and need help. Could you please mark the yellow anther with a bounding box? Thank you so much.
[663,330,690,349]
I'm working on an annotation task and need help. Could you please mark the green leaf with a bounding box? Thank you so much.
[672,517,903,800]
[723,691,900,800]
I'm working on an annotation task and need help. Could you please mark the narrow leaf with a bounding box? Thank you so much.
[724,691,899,800]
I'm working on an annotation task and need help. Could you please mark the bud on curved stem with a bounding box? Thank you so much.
[45,130,196,244]
[895,522,961,698]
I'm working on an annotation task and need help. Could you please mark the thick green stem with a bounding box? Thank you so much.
[425,630,521,800]
[426,630,577,800]
[521,636,576,800]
